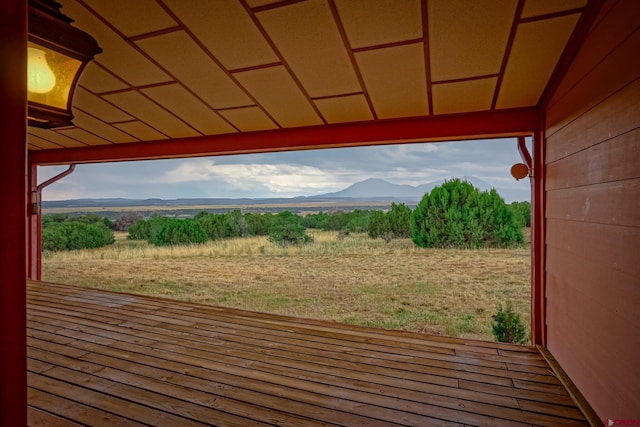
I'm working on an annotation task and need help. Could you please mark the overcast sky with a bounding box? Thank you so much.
[39,137,531,202]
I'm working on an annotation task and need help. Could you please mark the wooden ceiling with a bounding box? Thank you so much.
[28,0,593,158]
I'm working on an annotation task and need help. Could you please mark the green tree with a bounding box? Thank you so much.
[42,221,115,252]
[127,214,170,242]
[268,211,311,246]
[411,179,523,248]
[386,202,412,238]
[151,218,207,246]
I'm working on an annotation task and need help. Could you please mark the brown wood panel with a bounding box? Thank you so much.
[546,178,640,226]
[26,281,590,426]
[547,127,640,186]
[546,0,640,133]
[546,76,640,162]
[546,218,640,280]
[28,406,85,427]
[546,267,640,418]
[546,243,639,332]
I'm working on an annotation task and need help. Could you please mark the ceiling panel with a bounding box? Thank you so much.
[432,77,498,115]
[27,134,62,150]
[257,0,360,98]
[135,31,252,109]
[77,63,128,94]
[356,43,429,119]
[234,66,323,128]
[104,91,200,139]
[497,14,580,109]
[521,0,587,18]
[73,87,133,123]
[429,0,517,81]
[142,84,238,135]
[219,107,279,132]
[335,0,422,49]
[81,0,177,37]
[314,95,374,124]
[164,0,278,70]
[60,0,171,87]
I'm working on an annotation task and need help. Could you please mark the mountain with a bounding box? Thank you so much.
[315,176,498,201]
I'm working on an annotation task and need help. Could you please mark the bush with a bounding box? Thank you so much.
[491,302,528,344]
[411,179,523,248]
[268,211,312,246]
[151,218,207,246]
[42,221,115,252]
[127,215,169,242]
[509,201,531,228]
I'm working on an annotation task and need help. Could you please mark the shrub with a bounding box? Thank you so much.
[42,221,115,252]
[151,218,207,246]
[127,215,169,242]
[509,201,531,228]
[491,302,528,344]
[268,211,312,246]
[411,179,523,248]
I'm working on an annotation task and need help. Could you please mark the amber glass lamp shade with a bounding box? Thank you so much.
[28,0,101,128]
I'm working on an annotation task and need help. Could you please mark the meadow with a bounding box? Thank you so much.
[42,231,531,342]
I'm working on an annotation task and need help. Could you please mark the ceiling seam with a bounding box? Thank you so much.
[327,0,377,120]
[490,0,526,110]
[48,130,92,148]
[422,0,433,115]
[155,0,280,132]
[127,26,184,41]
[228,62,282,74]
[241,0,329,125]
[432,74,500,85]
[58,127,116,147]
[519,7,586,24]
[311,92,365,101]
[27,134,64,149]
[351,38,424,53]
[250,0,307,13]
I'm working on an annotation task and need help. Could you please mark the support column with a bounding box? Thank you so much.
[531,122,547,346]
[0,0,27,425]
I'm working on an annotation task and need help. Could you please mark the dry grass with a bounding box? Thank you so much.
[42,231,531,342]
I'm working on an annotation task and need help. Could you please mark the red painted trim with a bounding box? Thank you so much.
[531,122,547,346]
[517,135,532,170]
[0,0,27,425]
[32,107,540,165]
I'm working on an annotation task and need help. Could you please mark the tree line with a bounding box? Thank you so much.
[43,179,531,251]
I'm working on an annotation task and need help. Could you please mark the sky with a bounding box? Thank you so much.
[38,137,532,203]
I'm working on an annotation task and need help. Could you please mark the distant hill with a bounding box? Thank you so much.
[42,176,527,209]
[314,176,498,201]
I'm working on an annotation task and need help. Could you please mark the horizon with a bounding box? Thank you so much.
[38,138,532,203]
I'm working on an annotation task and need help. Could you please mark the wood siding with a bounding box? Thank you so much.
[544,0,640,419]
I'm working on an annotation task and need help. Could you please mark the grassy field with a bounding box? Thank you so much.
[42,231,531,342]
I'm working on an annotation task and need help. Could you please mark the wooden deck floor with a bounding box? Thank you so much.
[26,280,588,427]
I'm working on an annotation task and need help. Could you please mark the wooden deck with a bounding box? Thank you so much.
[26,281,589,427]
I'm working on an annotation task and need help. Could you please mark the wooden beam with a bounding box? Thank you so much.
[0,0,27,425]
[31,107,540,165]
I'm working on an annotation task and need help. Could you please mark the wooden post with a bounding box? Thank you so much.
[0,0,28,425]
[27,159,41,280]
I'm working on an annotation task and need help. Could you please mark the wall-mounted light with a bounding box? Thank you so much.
[28,0,101,128]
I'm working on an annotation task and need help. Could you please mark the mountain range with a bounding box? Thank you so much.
[42,176,527,208]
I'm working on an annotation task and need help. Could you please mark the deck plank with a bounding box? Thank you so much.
[27,280,589,427]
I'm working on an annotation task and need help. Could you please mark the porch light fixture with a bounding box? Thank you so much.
[28,0,101,128]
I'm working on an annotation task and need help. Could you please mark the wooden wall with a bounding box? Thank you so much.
[544,0,640,418]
